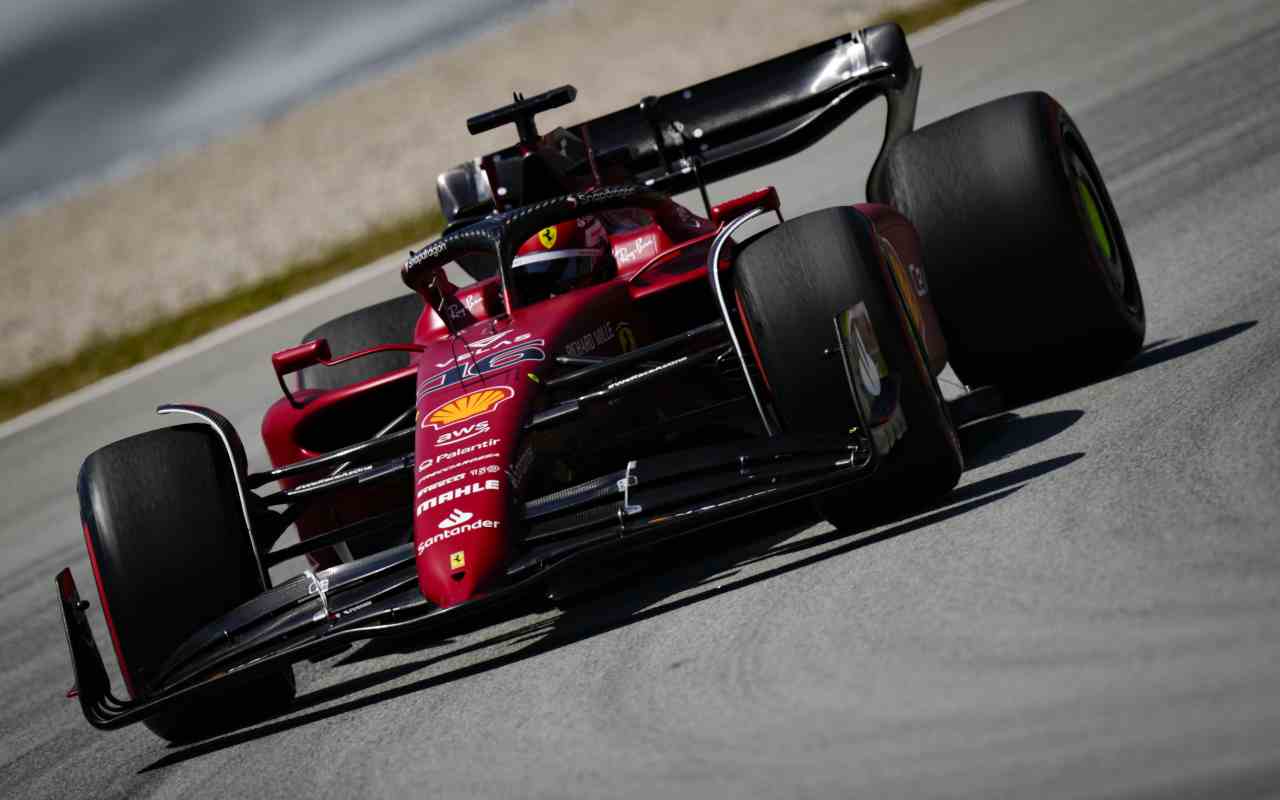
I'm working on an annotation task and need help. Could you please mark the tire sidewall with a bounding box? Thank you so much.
[733,208,961,519]
[79,424,294,740]
[882,91,1146,388]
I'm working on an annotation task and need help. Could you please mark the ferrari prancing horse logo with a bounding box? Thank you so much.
[538,226,557,249]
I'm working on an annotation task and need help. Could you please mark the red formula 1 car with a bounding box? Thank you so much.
[57,23,1144,741]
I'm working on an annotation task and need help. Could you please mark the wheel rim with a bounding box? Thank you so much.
[1077,176,1112,261]
[1071,153,1125,295]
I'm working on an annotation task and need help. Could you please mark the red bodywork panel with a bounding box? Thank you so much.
[262,193,946,607]
[408,279,639,605]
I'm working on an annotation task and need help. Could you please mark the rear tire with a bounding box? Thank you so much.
[297,293,424,390]
[79,425,294,742]
[879,92,1144,392]
[734,207,962,529]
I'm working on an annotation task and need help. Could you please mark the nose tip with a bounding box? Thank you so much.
[435,570,482,607]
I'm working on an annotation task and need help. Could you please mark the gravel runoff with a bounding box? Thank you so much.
[0,0,929,382]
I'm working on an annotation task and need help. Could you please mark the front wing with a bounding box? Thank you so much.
[60,425,888,730]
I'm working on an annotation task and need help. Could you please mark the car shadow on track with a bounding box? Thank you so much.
[958,410,1084,471]
[1002,320,1257,409]
[139,446,1084,772]
[1122,321,1256,376]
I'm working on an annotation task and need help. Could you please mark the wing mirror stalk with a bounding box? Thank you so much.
[710,186,783,228]
[271,338,424,408]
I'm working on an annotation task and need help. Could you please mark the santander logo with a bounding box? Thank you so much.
[438,509,473,528]
[417,512,502,555]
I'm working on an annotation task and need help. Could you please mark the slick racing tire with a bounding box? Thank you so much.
[879,92,1144,392]
[734,206,962,529]
[79,425,294,742]
[297,293,424,390]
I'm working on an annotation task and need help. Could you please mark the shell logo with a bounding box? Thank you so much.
[422,386,514,429]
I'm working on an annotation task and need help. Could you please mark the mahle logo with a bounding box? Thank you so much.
[415,478,502,517]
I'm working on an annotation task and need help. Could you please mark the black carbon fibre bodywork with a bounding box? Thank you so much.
[60,426,882,730]
[436,23,920,232]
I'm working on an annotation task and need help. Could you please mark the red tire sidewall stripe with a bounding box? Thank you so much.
[81,520,138,699]
[734,289,772,393]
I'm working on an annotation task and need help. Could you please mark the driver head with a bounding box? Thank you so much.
[512,216,615,303]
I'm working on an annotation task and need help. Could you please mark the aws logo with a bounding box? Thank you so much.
[435,420,492,446]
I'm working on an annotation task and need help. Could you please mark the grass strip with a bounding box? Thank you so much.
[0,209,440,423]
[0,0,992,426]
[887,0,993,31]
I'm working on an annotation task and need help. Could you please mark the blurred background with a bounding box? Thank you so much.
[0,0,543,215]
[0,0,928,418]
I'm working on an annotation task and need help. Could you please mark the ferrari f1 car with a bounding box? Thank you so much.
[58,23,1144,741]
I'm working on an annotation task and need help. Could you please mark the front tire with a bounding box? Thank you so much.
[880,91,1144,391]
[733,207,962,529]
[79,425,294,742]
[297,293,424,390]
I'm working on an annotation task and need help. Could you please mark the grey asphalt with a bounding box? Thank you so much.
[4,0,1280,796]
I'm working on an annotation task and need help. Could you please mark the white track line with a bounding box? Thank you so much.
[0,0,1030,443]
[910,0,1030,47]
[0,253,403,441]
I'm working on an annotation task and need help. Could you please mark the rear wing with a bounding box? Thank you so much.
[437,22,921,221]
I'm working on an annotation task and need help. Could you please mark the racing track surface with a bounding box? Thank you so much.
[3,1,1280,796]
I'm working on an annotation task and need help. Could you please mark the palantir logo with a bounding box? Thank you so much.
[438,509,473,529]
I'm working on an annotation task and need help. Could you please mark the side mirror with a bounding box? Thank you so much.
[710,186,781,227]
[437,160,495,223]
[271,339,331,407]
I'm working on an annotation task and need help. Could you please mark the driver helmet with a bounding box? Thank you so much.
[512,216,615,303]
